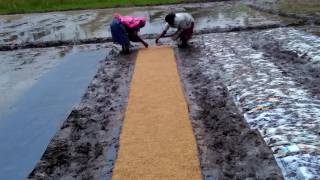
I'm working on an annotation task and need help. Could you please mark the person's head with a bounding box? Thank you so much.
[138,19,146,28]
[165,13,176,26]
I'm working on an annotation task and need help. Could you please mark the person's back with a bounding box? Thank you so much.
[156,12,195,48]
[170,13,194,30]
[110,14,148,54]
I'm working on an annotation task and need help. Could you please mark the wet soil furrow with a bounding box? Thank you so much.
[199,31,320,179]
[175,43,283,179]
[28,50,136,179]
[248,28,320,98]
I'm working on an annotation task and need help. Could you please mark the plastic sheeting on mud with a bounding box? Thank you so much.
[0,48,107,179]
[259,28,320,65]
[195,29,320,179]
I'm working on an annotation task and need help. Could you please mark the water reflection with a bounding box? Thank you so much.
[0,1,296,45]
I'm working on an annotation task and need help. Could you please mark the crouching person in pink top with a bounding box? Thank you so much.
[155,12,194,48]
[110,14,148,54]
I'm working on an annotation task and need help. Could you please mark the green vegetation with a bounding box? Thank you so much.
[0,0,190,14]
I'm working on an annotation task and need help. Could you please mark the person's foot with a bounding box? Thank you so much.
[178,43,188,48]
[120,49,130,54]
[178,40,189,48]
[121,46,130,54]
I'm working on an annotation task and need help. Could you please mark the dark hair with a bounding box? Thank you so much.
[165,13,175,26]
[139,20,146,28]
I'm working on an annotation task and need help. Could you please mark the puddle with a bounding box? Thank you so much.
[187,2,291,30]
[0,45,109,179]
[0,1,297,45]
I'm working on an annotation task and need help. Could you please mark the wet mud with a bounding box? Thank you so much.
[1,1,320,178]
[175,44,284,179]
[0,1,300,49]
[249,28,320,98]
[0,21,305,51]
[245,0,320,25]
[187,30,320,179]
[28,49,136,179]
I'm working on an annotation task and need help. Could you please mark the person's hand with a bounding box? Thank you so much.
[171,34,179,41]
[144,43,149,48]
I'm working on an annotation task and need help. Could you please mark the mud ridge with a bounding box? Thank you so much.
[250,34,320,98]
[175,43,284,179]
[0,22,306,51]
[28,49,136,179]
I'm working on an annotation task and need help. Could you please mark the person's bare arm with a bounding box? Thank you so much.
[130,31,148,48]
[155,30,167,43]
[136,35,149,48]
[156,23,171,43]
[171,28,183,40]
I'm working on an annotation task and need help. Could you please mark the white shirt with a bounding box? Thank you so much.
[164,13,194,31]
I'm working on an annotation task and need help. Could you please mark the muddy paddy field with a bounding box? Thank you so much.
[1,0,320,179]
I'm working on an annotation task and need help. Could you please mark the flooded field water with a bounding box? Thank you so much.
[0,1,298,45]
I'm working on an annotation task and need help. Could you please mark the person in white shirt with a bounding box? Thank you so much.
[155,12,194,47]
